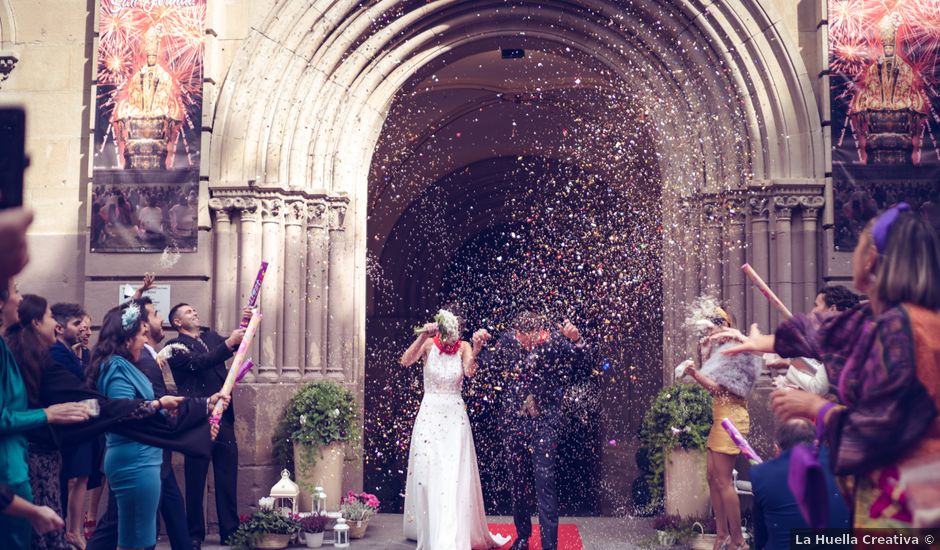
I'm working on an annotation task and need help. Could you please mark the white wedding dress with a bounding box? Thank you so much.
[403,345,510,549]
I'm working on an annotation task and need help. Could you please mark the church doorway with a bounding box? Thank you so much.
[363,45,664,514]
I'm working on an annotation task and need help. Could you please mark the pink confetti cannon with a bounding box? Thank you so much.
[211,312,262,425]
[721,417,763,464]
[741,263,792,319]
[240,262,268,329]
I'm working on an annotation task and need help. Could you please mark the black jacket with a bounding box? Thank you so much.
[165,331,235,423]
[28,360,213,460]
[478,331,593,427]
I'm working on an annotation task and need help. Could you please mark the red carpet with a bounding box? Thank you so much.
[488,524,583,550]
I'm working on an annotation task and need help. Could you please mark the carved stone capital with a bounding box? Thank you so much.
[260,198,283,222]
[329,197,349,231]
[306,201,328,229]
[284,200,306,226]
[237,198,260,222]
[799,195,826,220]
[702,200,722,227]
[772,195,800,221]
[0,53,18,83]
[748,197,770,221]
[208,199,233,224]
[723,194,747,225]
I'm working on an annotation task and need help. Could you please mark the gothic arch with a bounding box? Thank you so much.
[208,0,824,384]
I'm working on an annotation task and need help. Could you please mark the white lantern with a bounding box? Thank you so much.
[269,469,300,515]
[313,485,326,515]
[333,517,350,547]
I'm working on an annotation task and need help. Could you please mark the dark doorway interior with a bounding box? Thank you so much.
[364,157,662,515]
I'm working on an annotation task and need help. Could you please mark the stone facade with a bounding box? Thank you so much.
[2,0,847,522]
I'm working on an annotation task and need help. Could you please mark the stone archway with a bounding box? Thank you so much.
[207,0,825,506]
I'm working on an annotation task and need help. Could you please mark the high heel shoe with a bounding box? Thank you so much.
[83,517,96,540]
[713,536,731,550]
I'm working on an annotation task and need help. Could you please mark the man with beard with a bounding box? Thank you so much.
[165,303,244,549]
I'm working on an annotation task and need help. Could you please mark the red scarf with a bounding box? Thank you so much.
[433,335,461,355]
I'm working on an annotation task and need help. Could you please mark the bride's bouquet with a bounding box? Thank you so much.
[413,309,460,341]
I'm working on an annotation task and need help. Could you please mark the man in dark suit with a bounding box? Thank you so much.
[87,297,191,550]
[751,420,850,550]
[476,311,593,550]
[165,303,244,549]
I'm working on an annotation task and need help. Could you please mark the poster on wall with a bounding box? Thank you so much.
[829,1,940,250]
[91,0,206,253]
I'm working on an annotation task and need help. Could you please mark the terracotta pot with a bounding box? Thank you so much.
[255,532,291,549]
[294,443,345,512]
[664,447,709,517]
[348,518,369,539]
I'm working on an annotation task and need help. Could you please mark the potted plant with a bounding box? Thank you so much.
[340,491,380,539]
[299,514,330,548]
[272,380,361,510]
[226,506,301,549]
[688,515,719,550]
[637,384,712,517]
[651,514,698,547]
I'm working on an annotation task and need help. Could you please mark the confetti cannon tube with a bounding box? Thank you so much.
[741,263,793,319]
[239,262,269,329]
[211,311,262,423]
[721,417,763,464]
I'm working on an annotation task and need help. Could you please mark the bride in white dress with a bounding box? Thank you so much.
[399,309,510,550]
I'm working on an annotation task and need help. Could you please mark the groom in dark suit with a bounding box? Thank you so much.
[476,311,593,550]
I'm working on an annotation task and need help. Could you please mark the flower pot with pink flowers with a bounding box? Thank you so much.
[340,492,380,539]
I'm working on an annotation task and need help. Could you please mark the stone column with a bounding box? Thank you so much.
[679,198,700,364]
[748,196,771,329]
[327,197,351,378]
[724,194,747,324]
[702,198,722,298]
[257,197,283,382]
[305,200,329,378]
[237,199,261,383]
[772,196,799,328]
[209,199,237,333]
[280,200,306,380]
[800,196,825,312]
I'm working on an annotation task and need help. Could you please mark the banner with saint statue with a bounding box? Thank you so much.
[829,1,940,250]
[91,0,205,253]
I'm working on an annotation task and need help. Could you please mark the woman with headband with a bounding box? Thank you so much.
[721,204,940,528]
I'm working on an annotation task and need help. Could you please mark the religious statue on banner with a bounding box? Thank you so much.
[847,12,929,165]
[112,25,184,170]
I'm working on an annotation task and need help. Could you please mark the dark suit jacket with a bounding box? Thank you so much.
[138,347,176,478]
[751,446,850,550]
[165,331,235,423]
[28,359,213,460]
[478,331,593,429]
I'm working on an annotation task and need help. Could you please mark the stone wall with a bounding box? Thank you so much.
[0,0,845,526]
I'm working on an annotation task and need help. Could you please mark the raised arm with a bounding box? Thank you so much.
[682,363,726,397]
[400,330,433,367]
[463,328,491,378]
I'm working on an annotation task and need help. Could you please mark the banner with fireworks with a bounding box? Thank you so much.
[830,1,940,250]
[91,0,205,253]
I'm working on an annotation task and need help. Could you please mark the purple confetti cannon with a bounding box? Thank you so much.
[240,261,268,329]
[721,417,763,464]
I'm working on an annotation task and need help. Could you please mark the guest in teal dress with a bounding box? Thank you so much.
[0,279,89,549]
[89,304,185,550]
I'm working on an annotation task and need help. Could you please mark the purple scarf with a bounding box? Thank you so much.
[775,304,937,475]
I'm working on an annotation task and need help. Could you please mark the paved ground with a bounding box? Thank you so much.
[155,513,662,549]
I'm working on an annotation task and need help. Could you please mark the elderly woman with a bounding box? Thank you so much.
[722,205,940,528]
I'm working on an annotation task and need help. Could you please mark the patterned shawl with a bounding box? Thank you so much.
[774,304,938,476]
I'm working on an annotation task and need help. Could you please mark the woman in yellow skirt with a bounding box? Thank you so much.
[680,301,761,550]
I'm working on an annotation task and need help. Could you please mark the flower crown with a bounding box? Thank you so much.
[122,302,141,332]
